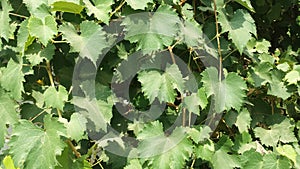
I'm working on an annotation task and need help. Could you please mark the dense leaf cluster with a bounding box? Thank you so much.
[0,0,300,168]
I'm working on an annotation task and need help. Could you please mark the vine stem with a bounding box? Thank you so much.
[46,61,62,118]
[212,0,223,82]
[9,12,28,19]
[110,0,126,17]
[66,139,81,158]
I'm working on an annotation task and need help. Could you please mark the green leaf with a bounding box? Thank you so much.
[276,145,297,164]
[258,53,275,64]
[198,87,208,109]
[234,0,255,12]
[284,65,300,85]
[187,126,212,143]
[179,18,203,47]
[25,43,55,66]
[240,149,263,169]
[83,0,113,24]
[255,39,271,54]
[254,119,297,146]
[73,82,113,132]
[66,113,87,142]
[2,156,19,169]
[137,122,193,169]
[124,159,143,169]
[195,140,215,161]
[218,9,256,54]
[0,59,25,100]
[0,89,18,149]
[17,19,35,53]
[23,0,47,15]
[28,15,58,46]
[236,108,251,132]
[123,5,180,54]
[211,149,240,169]
[59,21,107,65]
[201,67,247,112]
[262,153,291,169]
[268,73,291,100]
[51,1,84,14]
[55,146,92,169]
[125,0,153,10]
[138,64,185,103]
[44,85,68,111]
[183,93,201,115]
[9,115,67,169]
[0,0,13,41]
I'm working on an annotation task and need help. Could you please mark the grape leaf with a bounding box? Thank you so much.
[254,119,297,146]
[28,15,58,46]
[201,67,247,112]
[17,19,35,53]
[0,0,13,41]
[25,43,55,66]
[137,122,193,169]
[284,65,300,85]
[218,9,256,54]
[234,0,255,12]
[187,126,212,143]
[44,85,68,111]
[125,0,153,10]
[66,113,87,142]
[59,21,107,65]
[240,149,263,169]
[51,1,84,14]
[83,0,113,24]
[0,89,18,149]
[2,155,19,169]
[55,146,92,169]
[236,108,251,132]
[179,19,204,48]
[138,64,185,103]
[183,93,201,115]
[211,149,240,169]
[23,0,47,15]
[0,59,25,100]
[198,87,208,109]
[276,145,297,164]
[9,115,67,169]
[268,73,291,99]
[123,5,180,54]
[262,153,291,169]
[124,159,142,169]
[73,82,114,132]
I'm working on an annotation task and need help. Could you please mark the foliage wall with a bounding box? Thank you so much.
[0,0,300,168]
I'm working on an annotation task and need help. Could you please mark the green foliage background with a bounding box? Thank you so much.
[0,0,300,168]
